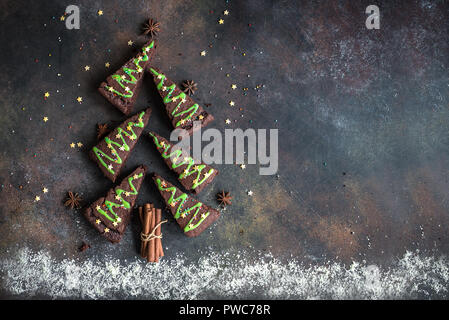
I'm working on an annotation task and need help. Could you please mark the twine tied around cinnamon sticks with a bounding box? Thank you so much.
[140,220,167,242]
[139,203,166,263]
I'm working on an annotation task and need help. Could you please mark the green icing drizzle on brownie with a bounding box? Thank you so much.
[96,172,144,226]
[155,177,210,232]
[149,132,214,190]
[105,41,154,98]
[150,68,202,128]
[93,111,146,175]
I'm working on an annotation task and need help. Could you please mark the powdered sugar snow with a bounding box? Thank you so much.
[1,247,448,299]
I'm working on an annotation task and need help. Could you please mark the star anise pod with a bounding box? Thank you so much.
[182,80,197,96]
[217,191,232,206]
[143,18,161,37]
[64,191,82,209]
[97,123,110,140]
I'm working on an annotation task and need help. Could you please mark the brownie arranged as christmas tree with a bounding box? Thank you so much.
[149,67,214,135]
[149,131,218,194]
[153,174,220,237]
[90,108,151,182]
[99,40,156,115]
[84,165,147,243]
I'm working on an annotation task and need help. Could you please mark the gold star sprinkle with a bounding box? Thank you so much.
[105,62,110,68]
[247,190,254,196]
[225,119,231,124]
[133,174,139,179]
[200,50,206,56]
[96,205,101,211]
[44,92,50,98]
[240,164,246,169]
[218,19,224,24]
[97,10,103,16]
[77,142,83,148]
[76,97,83,103]
[224,10,229,15]
[42,187,48,193]
[117,217,122,223]
[231,84,237,90]
[35,196,40,202]
[43,117,48,122]
[84,65,90,71]
[60,16,65,21]
[229,101,235,106]
[128,40,133,46]
[95,219,101,224]
[104,228,109,233]
[113,221,118,226]
[70,142,75,148]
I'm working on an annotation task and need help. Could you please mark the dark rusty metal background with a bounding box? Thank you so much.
[0,0,448,298]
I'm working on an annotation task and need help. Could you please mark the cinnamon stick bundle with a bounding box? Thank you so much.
[139,203,166,262]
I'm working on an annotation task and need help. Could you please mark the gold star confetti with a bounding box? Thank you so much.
[70,142,75,148]
[218,19,224,24]
[84,65,90,71]
[97,10,103,16]
[96,205,101,211]
[42,187,48,193]
[35,196,40,202]
[77,142,83,148]
[247,190,254,196]
[43,116,48,122]
[224,10,229,15]
[240,164,246,169]
[104,228,109,233]
[105,62,110,68]
[231,84,237,90]
[229,101,235,106]
[113,221,118,226]
[200,50,207,56]
[44,92,50,98]
[225,119,231,124]
[76,97,83,103]
[60,15,65,21]
[128,40,133,46]
[117,217,122,223]
[133,174,139,179]
[95,219,101,224]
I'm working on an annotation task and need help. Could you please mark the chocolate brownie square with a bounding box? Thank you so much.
[152,174,220,237]
[84,165,147,243]
[149,131,218,194]
[148,67,214,136]
[90,108,151,182]
[98,40,156,115]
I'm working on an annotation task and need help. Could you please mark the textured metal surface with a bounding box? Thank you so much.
[0,0,448,298]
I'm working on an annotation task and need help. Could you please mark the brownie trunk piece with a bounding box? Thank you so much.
[149,131,218,194]
[148,67,214,135]
[152,174,220,237]
[90,108,151,182]
[84,166,147,243]
[98,40,156,115]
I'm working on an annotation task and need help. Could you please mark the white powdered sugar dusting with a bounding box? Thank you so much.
[1,247,448,299]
